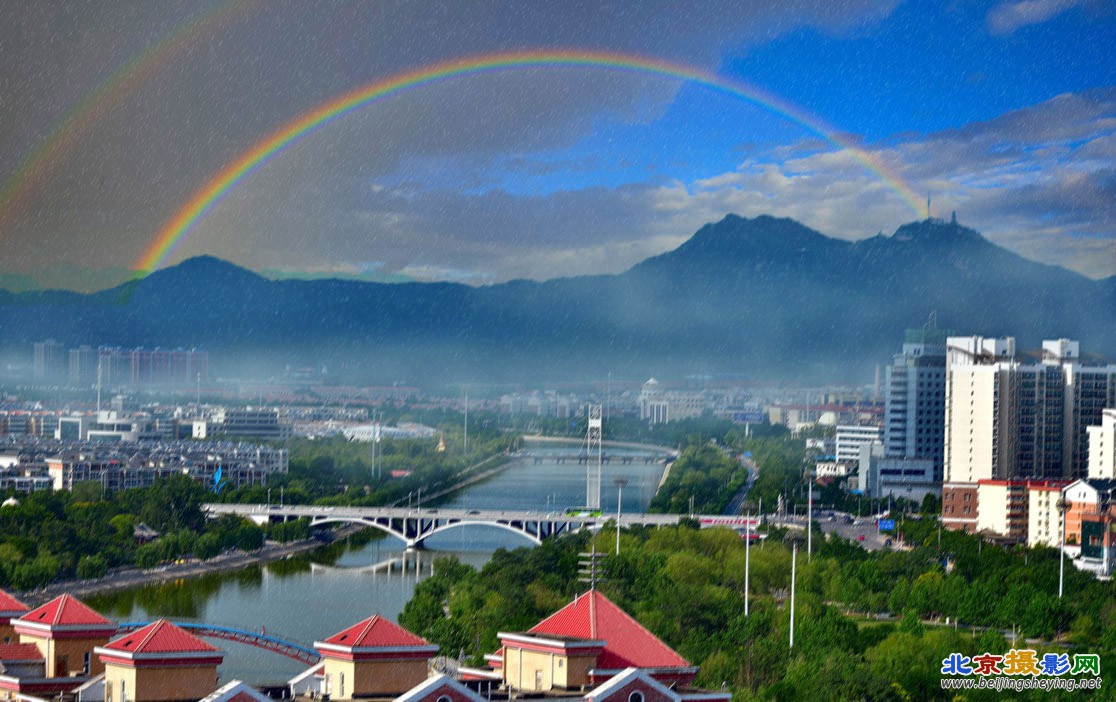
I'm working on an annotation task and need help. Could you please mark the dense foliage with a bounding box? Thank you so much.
[650,444,745,514]
[401,521,1115,701]
[0,475,265,591]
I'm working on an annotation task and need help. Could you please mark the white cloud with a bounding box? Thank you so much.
[986,0,1086,35]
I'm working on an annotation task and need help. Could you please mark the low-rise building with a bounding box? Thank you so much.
[1062,478,1116,575]
[494,590,698,690]
[96,620,224,702]
[0,591,28,645]
[312,615,438,700]
[13,594,117,679]
[1027,482,1068,548]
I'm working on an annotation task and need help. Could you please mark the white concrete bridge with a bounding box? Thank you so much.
[204,503,692,549]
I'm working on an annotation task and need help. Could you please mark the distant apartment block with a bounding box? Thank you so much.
[32,340,66,382]
[44,443,287,492]
[32,341,209,387]
[215,408,292,441]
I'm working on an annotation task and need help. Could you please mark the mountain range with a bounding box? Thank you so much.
[2,214,1113,385]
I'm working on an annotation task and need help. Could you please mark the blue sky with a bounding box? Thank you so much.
[0,0,1113,286]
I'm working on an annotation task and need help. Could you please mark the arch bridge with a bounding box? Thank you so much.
[204,504,684,549]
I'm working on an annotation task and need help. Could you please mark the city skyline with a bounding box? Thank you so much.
[1,1,1114,289]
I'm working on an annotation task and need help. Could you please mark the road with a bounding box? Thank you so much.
[768,512,892,552]
[723,455,757,516]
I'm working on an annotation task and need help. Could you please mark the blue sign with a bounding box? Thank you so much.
[878,519,895,531]
[731,411,765,424]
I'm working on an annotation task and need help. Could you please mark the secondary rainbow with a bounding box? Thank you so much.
[137,49,924,272]
[0,0,258,229]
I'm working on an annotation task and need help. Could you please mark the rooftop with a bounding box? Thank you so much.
[526,591,689,671]
[102,620,220,655]
[17,594,112,628]
[319,614,432,650]
[0,589,29,615]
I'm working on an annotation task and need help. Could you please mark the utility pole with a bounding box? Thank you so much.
[744,512,751,617]
[789,543,797,649]
[614,477,628,555]
[807,470,813,561]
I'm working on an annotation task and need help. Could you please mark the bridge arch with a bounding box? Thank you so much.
[307,516,411,546]
[417,520,542,547]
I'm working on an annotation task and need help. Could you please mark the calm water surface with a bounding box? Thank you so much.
[87,442,668,686]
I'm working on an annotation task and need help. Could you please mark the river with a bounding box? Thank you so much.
[86,441,670,686]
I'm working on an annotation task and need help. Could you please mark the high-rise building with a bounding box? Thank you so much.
[943,336,1116,535]
[1088,409,1116,479]
[884,326,951,480]
[32,340,66,382]
[943,337,1114,483]
[68,345,98,385]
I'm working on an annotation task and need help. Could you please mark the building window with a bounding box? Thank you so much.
[437,696,453,702]
[630,692,645,702]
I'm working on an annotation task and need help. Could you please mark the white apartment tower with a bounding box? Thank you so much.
[944,337,1116,483]
[1089,409,1116,479]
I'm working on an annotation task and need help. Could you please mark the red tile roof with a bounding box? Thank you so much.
[0,643,43,662]
[102,620,219,654]
[19,594,111,627]
[0,589,28,614]
[528,591,689,670]
[322,615,430,649]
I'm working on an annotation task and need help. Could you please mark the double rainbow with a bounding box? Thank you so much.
[136,49,923,272]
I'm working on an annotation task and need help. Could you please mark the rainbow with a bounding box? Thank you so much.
[137,49,924,272]
[0,0,258,230]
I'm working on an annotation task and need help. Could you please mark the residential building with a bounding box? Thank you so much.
[884,326,950,481]
[1027,482,1066,548]
[1087,408,1116,479]
[32,340,66,382]
[975,480,1029,542]
[1062,478,1116,576]
[68,346,98,386]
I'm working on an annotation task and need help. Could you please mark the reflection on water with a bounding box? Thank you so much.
[85,441,667,686]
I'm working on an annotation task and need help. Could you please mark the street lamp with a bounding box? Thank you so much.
[1056,496,1068,599]
[744,512,751,617]
[614,477,628,555]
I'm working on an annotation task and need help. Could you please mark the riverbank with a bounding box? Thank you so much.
[16,525,364,607]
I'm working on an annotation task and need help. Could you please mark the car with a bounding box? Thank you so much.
[467,510,480,515]
[858,534,865,541]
